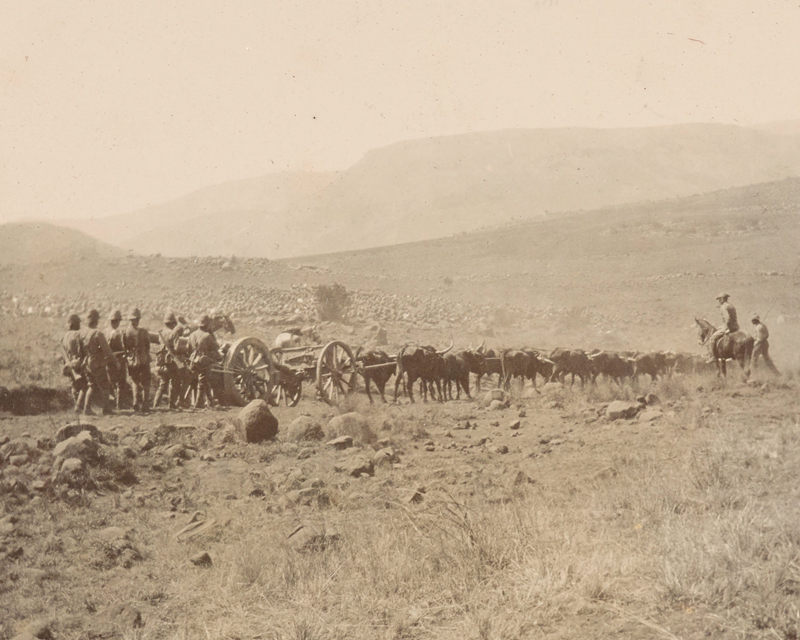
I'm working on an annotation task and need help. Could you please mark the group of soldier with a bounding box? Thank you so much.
[60,308,223,415]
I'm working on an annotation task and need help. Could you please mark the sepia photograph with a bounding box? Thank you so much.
[2,1,800,638]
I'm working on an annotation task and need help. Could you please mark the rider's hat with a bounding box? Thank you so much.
[87,309,100,321]
[716,292,729,301]
[129,307,141,320]
[199,314,212,330]
[751,313,760,322]
[163,311,177,326]
[109,308,122,322]
[67,313,81,329]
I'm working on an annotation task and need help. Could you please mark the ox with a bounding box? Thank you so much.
[273,325,321,350]
[393,341,452,403]
[548,348,593,387]
[632,351,669,383]
[500,349,530,390]
[473,344,503,390]
[587,351,634,385]
[354,347,394,404]
[443,350,478,400]
[523,349,554,388]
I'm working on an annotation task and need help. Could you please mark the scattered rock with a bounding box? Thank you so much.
[493,445,509,454]
[190,551,213,567]
[483,389,509,407]
[508,469,535,486]
[373,448,399,466]
[287,415,325,442]
[235,400,279,443]
[53,432,98,462]
[9,454,29,467]
[606,401,643,421]
[326,412,376,444]
[60,458,84,475]
[645,393,660,406]
[509,420,521,430]
[345,456,374,478]
[327,435,353,450]
[638,409,663,423]
[287,523,341,552]
[88,602,143,638]
[401,486,426,504]
[138,435,155,452]
[518,409,527,418]
[55,422,102,443]
[489,400,506,411]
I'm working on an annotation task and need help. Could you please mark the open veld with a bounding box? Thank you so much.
[2,175,800,639]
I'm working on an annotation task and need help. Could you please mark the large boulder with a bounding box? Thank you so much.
[55,423,102,443]
[53,431,98,462]
[235,400,279,443]
[326,412,376,445]
[286,415,325,442]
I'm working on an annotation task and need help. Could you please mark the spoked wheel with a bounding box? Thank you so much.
[316,340,356,404]
[223,337,275,406]
[272,378,302,407]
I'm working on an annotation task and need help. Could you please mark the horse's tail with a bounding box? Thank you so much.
[744,336,754,375]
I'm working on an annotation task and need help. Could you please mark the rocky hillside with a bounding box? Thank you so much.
[0,223,123,266]
[54,123,800,259]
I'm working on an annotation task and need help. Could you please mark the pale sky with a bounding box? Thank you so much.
[2,0,800,223]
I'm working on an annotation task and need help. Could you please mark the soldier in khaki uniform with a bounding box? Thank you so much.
[80,309,119,415]
[188,315,221,409]
[61,314,87,412]
[153,311,186,409]
[123,308,153,412]
[104,309,130,410]
[751,314,780,376]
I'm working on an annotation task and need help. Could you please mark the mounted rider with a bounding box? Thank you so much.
[707,293,739,362]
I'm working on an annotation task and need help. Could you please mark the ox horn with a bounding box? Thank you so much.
[477,339,486,354]
[437,338,454,356]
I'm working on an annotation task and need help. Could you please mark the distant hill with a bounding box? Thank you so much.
[56,123,800,259]
[0,223,124,266]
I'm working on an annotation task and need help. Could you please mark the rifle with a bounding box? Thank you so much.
[158,329,186,370]
[60,340,85,383]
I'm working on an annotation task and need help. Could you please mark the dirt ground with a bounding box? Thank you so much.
[2,362,799,639]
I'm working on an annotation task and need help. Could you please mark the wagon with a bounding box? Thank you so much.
[214,337,360,406]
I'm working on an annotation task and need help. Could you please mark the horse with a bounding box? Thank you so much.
[274,325,321,350]
[695,318,753,379]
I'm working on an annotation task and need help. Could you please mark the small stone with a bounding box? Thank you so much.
[489,400,506,411]
[60,458,84,475]
[606,401,643,421]
[373,448,398,466]
[138,435,155,452]
[518,409,527,418]
[493,445,509,454]
[287,415,325,442]
[9,454,28,467]
[190,551,213,567]
[509,420,521,430]
[327,435,353,450]
[296,447,315,460]
[287,523,341,552]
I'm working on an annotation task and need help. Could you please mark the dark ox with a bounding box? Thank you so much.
[587,351,634,385]
[473,346,503,390]
[443,350,477,400]
[500,349,530,390]
[393,341,452,403]
[523,349,554,387]
[548,348,593,387]
[632,352,669,382]
[354,347,394,403]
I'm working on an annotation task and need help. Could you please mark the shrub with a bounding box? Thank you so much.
[314,283,350,321]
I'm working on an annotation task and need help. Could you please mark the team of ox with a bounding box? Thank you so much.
[354,341,720,405]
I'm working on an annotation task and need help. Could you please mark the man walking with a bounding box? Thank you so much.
[123,308,153,412]
[80,308,118,415]
[751,314,780,376]
[61,314,87,413]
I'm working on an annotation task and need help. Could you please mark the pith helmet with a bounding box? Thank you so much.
[109,308,122,321]
[716,293,729,301]
[129,307,142,320]
[751,313,760,321]
[88,309,100,321]
[67,313,81,329]
[164,311,177,325]
[199,314,212,330]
